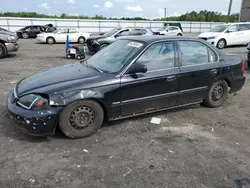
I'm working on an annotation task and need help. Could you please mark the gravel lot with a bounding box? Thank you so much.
[0,35,250,188]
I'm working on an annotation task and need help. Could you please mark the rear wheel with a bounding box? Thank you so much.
[204,80,228,108]
[0,43,7,58]
[78,37,86,44]
[59,100,104,138]
[217,39,226,49]
[22,32,29,39]
[47,37,55,44]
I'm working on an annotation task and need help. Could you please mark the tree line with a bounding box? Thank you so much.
[0,10,239,22]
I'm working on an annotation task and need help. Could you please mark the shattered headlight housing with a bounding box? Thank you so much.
[17,94,48,110]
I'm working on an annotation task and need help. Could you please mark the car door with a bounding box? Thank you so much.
[238,24,250,44]
[177,40,219,105]
[225,24,243,45]
[120,41,179,116]
[30,26,40,36]
[56,29,69,42]
[68,29,79,42]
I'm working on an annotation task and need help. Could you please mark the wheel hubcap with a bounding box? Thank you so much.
[212,84,224,101]
[48,39,53,43]
[69,106,95,130]
[218,41,225,48]
[23,33,28,38]
[80,38,84,43]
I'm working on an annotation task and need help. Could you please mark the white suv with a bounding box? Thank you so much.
[198,23,250,49]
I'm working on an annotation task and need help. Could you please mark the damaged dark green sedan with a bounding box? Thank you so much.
[7,36,246,138]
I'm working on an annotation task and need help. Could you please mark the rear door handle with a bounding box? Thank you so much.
[167,75,176,82]
[210,69,218,75]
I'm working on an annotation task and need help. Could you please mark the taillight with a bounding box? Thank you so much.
[241,60,246,72]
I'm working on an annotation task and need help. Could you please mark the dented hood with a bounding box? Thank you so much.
[16,62,102,96]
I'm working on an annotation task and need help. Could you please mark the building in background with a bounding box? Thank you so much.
[240,0,250,21]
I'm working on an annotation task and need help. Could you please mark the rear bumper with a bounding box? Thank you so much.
[229,76,246,94]
[5,42,19,53]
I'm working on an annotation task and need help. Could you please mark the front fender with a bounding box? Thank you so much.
[49,89,104,106]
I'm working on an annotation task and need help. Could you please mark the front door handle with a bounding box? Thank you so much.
[210,69,218,75]
[167,75,176,82]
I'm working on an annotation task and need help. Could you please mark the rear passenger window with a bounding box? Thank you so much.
[179,41,217,66]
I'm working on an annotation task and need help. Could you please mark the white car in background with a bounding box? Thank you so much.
[157,26,183,36]
[198,23,250,49]
[36,28,91,44]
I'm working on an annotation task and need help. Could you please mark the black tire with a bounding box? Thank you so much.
[22,32,29,39]
[0,43,7,59]
[177,33,182,36]
[78,37,86,44]
[216,39,226,49]
[59,100,104,138]
[204,80,228,108]
[47,37,55,44]
[100,43,108,50]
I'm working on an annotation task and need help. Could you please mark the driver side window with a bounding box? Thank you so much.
[136,41,175,72]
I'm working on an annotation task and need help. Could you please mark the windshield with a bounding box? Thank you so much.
[52,30,59,33]
[103,28,121,37]
[210,25,229,32]
[86,39,144,74]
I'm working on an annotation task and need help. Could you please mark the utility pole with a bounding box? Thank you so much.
[227,0,233,22]
[164,8,166,20]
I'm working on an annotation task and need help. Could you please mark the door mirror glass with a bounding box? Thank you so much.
[126,62,147,74]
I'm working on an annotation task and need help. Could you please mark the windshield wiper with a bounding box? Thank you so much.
[85,62,103,73]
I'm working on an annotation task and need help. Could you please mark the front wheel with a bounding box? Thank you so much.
[204,80,228,108]
[59,100,104,138]
[217,39,226,49]
[47,37,55,44]
[22,32,29,39]
[78,37,86,44]
[0,43,7,59]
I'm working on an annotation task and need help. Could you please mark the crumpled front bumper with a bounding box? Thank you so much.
[6,90,62,136]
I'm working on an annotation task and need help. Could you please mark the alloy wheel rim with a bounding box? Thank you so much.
[212,84,224,101]
[23,33,28,38]
[69,106,95,130]
[218,41,225,49]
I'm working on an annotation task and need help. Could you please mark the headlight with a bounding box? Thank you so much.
[17,94,48,110]
[207,36,217,40]
[7,35,15,42]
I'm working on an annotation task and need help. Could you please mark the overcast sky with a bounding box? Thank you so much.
[0,0,242,19]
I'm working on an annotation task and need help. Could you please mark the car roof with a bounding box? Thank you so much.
[119,35,204,44]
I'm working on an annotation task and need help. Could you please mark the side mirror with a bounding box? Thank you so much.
[227,28,234,33]
[126,62,147,75]
[114,34,120,38]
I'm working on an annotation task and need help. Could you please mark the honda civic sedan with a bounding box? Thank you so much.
[7,36,246,138]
